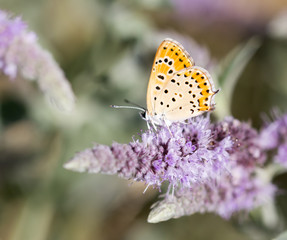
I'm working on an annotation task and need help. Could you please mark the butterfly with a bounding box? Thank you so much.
[112,38,218,129]
[142,38,218,127]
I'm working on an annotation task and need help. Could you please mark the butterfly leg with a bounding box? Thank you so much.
[163,118,173,137]
[147,121,151,131]
[147,121,157,132]
[151,121,157,131]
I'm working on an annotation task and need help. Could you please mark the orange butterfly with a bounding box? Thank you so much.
[144,38,218,127]
[113,38,218,129]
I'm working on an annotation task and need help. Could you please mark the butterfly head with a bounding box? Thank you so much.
[139,110,147,121]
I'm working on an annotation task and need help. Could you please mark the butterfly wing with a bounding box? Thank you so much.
[153,66,217,122]
[146,38,194,115]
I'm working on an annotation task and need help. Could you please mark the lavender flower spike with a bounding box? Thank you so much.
[0,10,75,111]
[65,116,276,222]
[65,116,233,188]
[148,166,275,223]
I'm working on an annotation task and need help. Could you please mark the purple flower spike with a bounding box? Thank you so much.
[65,115,275,222]
[65,116,233,188]
[0,10,75,111]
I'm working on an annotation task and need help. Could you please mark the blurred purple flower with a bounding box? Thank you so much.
[0,10,75,111]
[65,116,275,222]
[258,114,287,168]
[171,0,261,25]
[213,117,267,168]
[148,167,275,222]
[172,0,229,20]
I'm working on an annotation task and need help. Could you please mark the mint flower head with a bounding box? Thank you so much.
[65,116,232,188]
[65,116,275,222]
[0,10,75,111]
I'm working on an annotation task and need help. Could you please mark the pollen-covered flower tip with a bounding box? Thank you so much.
[0,10,75,112]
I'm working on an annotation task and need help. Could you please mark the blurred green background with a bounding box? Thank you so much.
[1,0,287,239]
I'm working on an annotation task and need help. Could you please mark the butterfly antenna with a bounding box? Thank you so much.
[110,104,145,112]
[124,99,145,109]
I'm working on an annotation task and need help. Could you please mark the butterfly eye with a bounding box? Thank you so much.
[139,111,147,120]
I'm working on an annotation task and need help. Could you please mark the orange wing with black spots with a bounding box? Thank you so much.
[156,66,217,122]
[154,67,217,122]
[146,38,194,114]
[146,38,218,123]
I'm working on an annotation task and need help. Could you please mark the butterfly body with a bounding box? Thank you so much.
[145,38,218,126]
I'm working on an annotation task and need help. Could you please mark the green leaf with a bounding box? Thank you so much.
[213,37,261,118]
